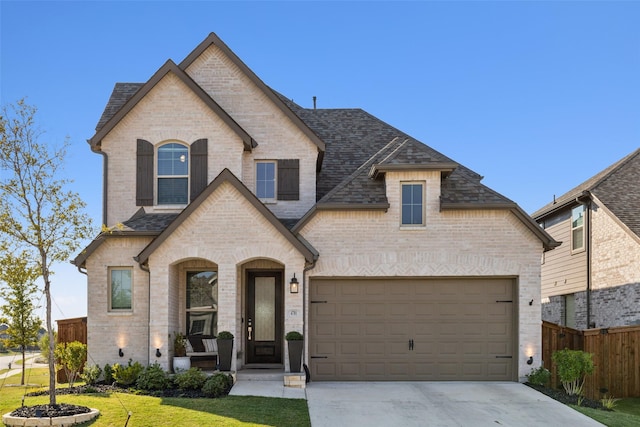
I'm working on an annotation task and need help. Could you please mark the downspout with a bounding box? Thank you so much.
[138,260,151,366]
[302,259,317,376]
[585,194,593,328]
[93,146,109,227]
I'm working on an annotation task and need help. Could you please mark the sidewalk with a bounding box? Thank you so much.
[0,354,46,381]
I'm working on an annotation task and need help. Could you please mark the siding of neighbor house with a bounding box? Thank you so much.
[540,207,588,298]
[590,199,640,326]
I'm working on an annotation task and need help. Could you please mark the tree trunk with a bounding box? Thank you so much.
[44,272,56,405]
[21,346,25,385]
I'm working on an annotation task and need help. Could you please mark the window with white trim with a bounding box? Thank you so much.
[256,161,276,201]
[157,143,189,205]
[401,182,425,226]
[571,205,585,252]
[109,267,132,311]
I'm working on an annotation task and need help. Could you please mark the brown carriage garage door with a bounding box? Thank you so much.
[309,278,516,381]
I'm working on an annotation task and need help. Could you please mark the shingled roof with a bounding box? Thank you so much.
[533,148,640,239]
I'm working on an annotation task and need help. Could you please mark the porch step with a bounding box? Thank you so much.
[236,368,285,381]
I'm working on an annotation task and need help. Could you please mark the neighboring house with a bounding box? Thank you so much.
[533,148,640,330]
[73,33,557,382]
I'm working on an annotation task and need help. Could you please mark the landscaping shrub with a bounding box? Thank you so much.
[202,373,233,398]
[103,363,114,384]
[54,341,87,387]
[174,367,207,390]
[136,362,170,391]
[552,349,594,396]
[80,364,102,385]
[526,366,551,386]
[112,359,144,387]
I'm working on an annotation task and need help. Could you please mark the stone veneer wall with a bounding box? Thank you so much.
[542,284,640,329]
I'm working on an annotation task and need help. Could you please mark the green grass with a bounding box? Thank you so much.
[571,398,640,427]
[0,368,310,427]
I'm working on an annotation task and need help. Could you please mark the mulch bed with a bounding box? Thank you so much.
[526,383,606,410]
[10,403,91,418]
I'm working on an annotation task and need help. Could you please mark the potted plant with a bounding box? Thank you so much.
[286,331,304,373]
[173,332,191,372]
[216,331,234,371]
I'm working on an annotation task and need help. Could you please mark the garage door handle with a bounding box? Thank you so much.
[409,339,414,351]
[311,356,328,359]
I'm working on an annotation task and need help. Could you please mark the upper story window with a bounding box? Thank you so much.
[254,159,300,202]
[109,267,132,312]
[256,161,276,201]
[571,204,585,252]
[157,143,189,205]
[401,182,425,226]
[136,139,208,208]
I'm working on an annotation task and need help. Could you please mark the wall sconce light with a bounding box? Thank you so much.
[119,348,124,358]
[290,274,299,293]
[529,299,534,306]
[155,348,162,358]
[527,356,534,365]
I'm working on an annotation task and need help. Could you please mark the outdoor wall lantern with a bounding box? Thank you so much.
[155,348,162,358]
[527,356,534,365]
[289,274,299,293]
[118,348,124,358]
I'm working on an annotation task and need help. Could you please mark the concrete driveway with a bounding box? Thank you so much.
[306,382,603,427]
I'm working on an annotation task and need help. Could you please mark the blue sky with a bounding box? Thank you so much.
[1,1,639,322]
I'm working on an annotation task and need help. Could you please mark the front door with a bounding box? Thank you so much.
[246,271,283,364]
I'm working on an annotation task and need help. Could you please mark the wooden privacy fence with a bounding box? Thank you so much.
[542,321,640,400]
[55,317,87,383]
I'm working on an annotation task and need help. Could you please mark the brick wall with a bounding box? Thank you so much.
[185,44,318,219]
[85,236,152,368]
[146,181,307,372]
[299,170,545,381]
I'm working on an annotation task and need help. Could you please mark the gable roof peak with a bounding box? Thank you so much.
[89,58,257,151]
[179,32,325,154]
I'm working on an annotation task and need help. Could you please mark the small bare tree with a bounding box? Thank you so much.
[0,99,94,404]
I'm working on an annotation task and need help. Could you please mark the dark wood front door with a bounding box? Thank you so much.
[246,271,283,364]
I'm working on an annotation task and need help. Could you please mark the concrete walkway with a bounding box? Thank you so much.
[305,382,604,427]
[229,380,306,399]
[0,354,45,381]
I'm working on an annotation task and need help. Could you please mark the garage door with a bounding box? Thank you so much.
[309,278,515,381]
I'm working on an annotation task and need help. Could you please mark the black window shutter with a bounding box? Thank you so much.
[190,138,208,201]
[277,159,299,201]
[136,139,154,206]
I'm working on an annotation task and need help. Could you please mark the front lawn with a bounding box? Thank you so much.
[573,401,640,427]
[0,368,310,427]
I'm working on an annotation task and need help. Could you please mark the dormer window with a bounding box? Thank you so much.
[401,182,425,226]
[157,143,189,205]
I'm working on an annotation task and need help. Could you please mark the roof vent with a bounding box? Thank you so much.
[313,96,317,110]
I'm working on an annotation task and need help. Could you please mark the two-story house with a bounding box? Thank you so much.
[73,33,558,382]
[533,148,640,330]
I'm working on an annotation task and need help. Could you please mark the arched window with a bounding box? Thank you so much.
[157,143,189,205]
